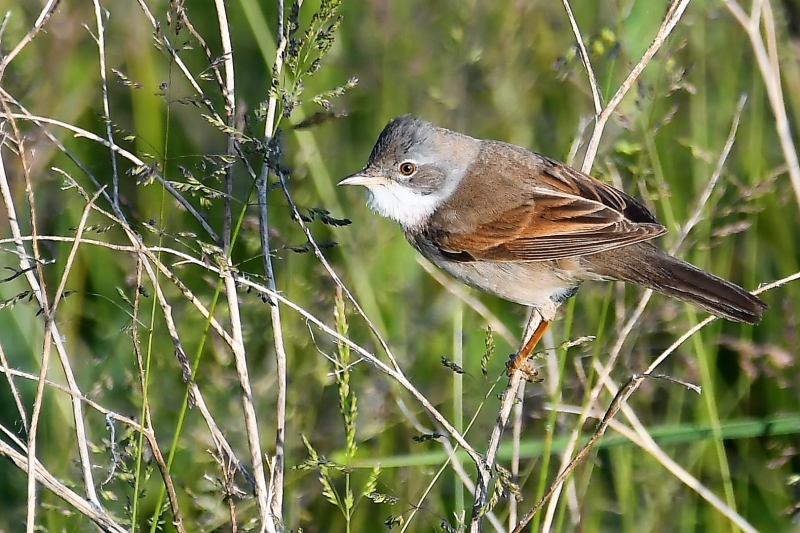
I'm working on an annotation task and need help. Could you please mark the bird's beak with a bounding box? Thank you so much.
[338,172,390,187]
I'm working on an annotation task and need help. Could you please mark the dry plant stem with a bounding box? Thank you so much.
[560,0,602,114]
[541,92,748,529]
[677,95,747,242]
[256,167,287,524]
[0,440,126,533]
[507,376,525,531]
[256,0,288,524]
[276,176,402,372]
[215,0,236,251]
[0,138,100,525]
[0,340,27,433]
[130,259,186,532]
[17,132,55,533]
[724,0,800,207]
[580,0,692,173]
[224,271,272,529]
[1,100,219,241]
[212,1,273,525]
[90,0,120,208]
[395,399,507,533]
[468,313,543,533]
[68,181,246,516]
[0,365,147,434]
[551,403,759,533]
[0,0,61,81]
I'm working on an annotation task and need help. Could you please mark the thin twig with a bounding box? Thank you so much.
[580,0,692,174]
[0,0,62,81]
[561,0,602,114]
[130,257,186,533]
[0,440,126,533]
[89,0,120,208]
[396,399,507,533]
[216,0,236,252]
[0,339,27,434]
[469,313,542,532]
[255,0,288,526]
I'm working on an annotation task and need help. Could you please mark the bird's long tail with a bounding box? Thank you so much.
[584,242,767,324]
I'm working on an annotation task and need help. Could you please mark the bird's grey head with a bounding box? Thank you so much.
[339,116,478,229]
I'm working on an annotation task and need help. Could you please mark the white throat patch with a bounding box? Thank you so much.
[365,181,441,229]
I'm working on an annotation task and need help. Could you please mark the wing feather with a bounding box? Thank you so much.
[429,157,667,262]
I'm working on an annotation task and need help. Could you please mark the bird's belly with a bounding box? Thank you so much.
[429,256,580,309]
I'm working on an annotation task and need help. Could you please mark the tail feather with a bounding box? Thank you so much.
[584,242,767,324]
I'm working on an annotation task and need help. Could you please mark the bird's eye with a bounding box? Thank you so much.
[398,161,416,176]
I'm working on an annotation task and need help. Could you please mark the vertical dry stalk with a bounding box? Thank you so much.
[256,0,289,526]
[212,0,273,529]
[724,0,800,208]
[90,0,120,208]
[468,313,542,532]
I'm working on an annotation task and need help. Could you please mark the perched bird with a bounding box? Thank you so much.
[339,116,766,366]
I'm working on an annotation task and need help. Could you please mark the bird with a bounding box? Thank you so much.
[339,116,767,369]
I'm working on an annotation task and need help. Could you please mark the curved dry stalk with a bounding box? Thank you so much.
[0,340,27,434]
[129,258,187,533]
[396,399,507,533]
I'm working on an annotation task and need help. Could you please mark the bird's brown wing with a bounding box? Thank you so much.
[432,159,667,262]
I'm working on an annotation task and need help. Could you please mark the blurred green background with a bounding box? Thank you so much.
[0,0,798,531]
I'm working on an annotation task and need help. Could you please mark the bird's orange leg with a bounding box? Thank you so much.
[506,319,551,379]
